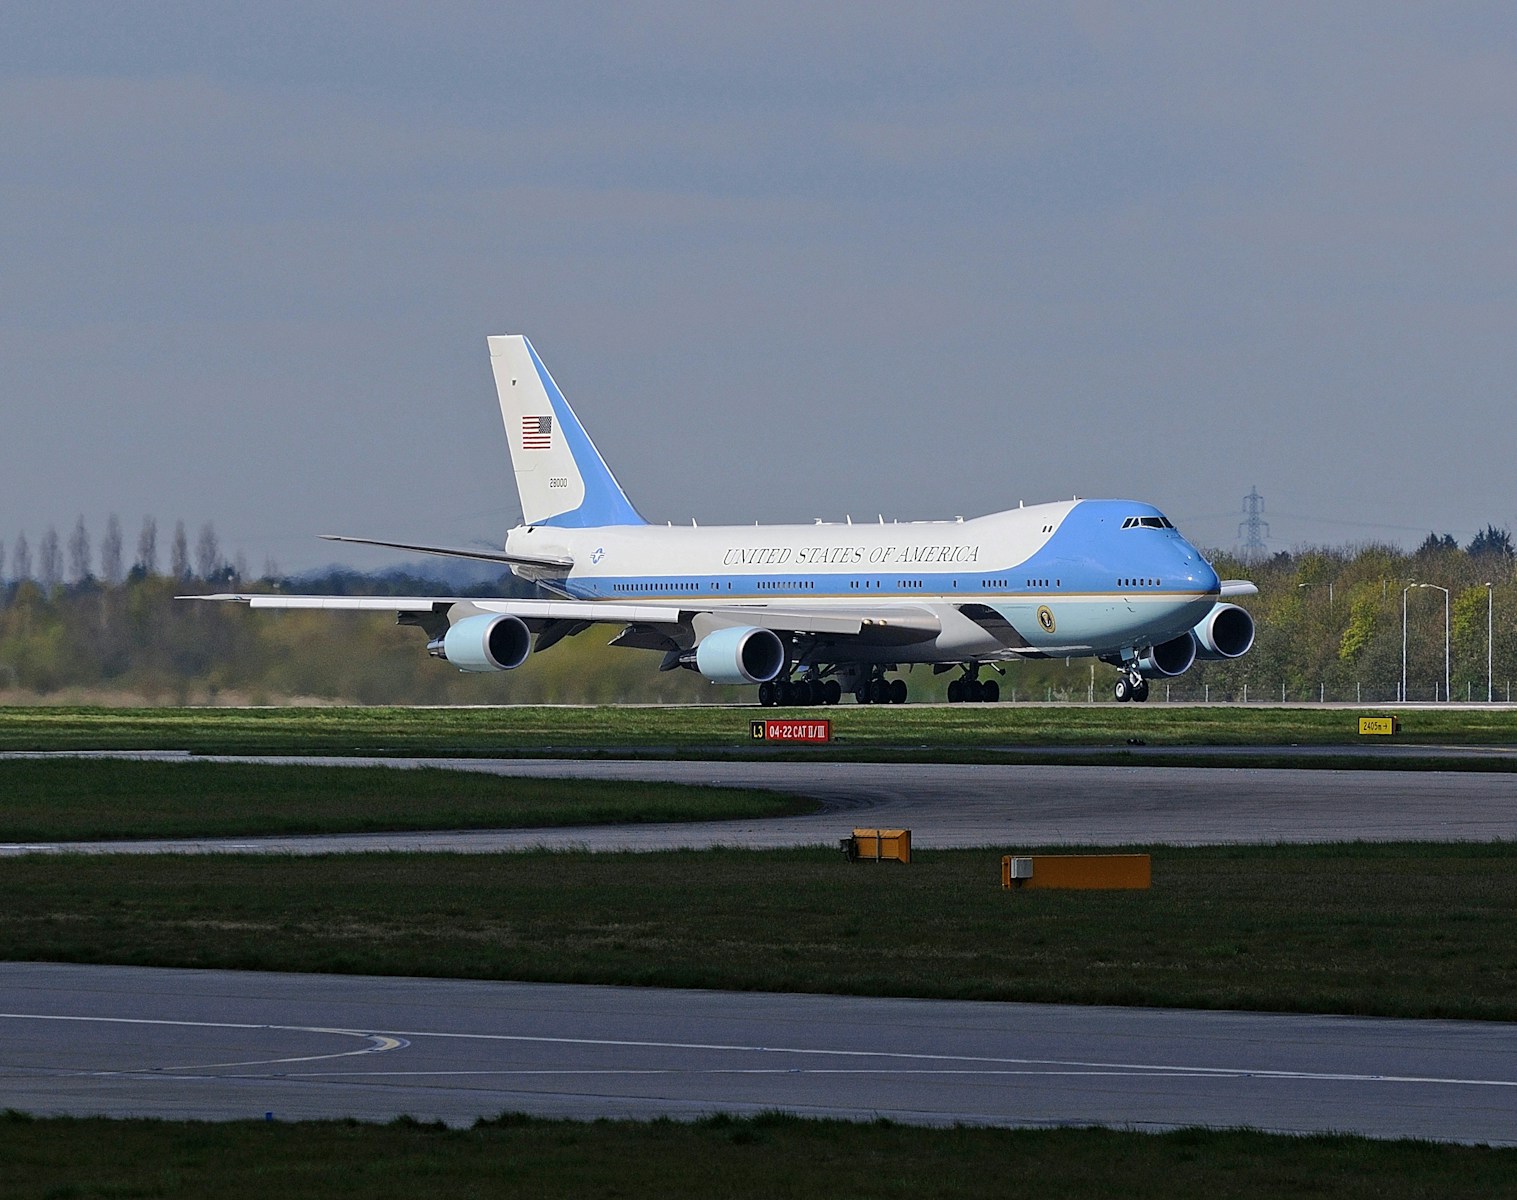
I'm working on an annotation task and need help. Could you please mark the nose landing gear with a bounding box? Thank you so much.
[1113,666,1150,703]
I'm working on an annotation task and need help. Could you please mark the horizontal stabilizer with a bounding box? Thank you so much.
[319,533,572,571]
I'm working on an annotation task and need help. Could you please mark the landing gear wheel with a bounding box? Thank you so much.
[757,681,776,707]
[1133,678,1151,703]
[824,680,842,705]
[869,678,890,705]
[947,679,964,703]
[1114,676,1132,703]
[889,678,908,705]
[777,680,796,706]
[982,679,999,703]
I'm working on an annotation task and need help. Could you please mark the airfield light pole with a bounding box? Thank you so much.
[1410,583,1450,703]
[1298,581,1333,607]
[1401,584,1412,702]
[1488,583,1494,704]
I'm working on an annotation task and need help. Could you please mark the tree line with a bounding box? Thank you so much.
[1189,527,1517,704]
[1,518,1514,705]
[0,516,267,589]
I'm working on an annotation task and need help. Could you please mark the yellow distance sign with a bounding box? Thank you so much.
[1358,716,1401,736]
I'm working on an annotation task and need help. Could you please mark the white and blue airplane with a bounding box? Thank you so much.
[196,335,1256,705]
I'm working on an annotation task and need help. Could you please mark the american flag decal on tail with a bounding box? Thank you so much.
[521,415,553,450]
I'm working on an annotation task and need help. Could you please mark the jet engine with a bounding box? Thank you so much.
[694,625,787,685]
[435,613,533,672]
[1137,632,1198,678]
[1191,603,1255,661]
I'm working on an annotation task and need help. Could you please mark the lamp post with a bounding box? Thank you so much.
[1401,584,1412,702]
[1416,583,1450,702]
[1488,583,1494,704]
[1403,583,1451,702]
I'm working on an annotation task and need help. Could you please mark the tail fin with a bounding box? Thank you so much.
[488,335,646,528]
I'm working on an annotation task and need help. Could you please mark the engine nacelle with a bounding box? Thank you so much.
[1137,632,1197,678]
[438,613,533,672]
[694,625,786,685]
[1192,602,1255,661]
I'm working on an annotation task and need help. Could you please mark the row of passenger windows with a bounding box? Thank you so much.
[602,578,1184,594]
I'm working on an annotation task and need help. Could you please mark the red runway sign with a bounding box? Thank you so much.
[751,719,831,743]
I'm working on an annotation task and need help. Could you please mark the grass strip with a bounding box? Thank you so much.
[2,703,1514,762]
[6,843,1517,1020]
[0,761,813,840]
[3,1112,1515,1199]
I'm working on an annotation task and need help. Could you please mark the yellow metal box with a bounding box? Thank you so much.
[845,828,911,863]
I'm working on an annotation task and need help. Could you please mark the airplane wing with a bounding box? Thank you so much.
[318,534,573,571]
[189,594,678,623]
[186,594,940,644]
[1219,579,1258,597]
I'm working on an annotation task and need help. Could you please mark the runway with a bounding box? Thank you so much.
[4,756,1516,855]
[3,962,1515,1143]
[5,758,1515,1142]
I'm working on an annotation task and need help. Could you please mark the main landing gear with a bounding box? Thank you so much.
[855,674,907,705]
[757,675,842,707]
[946,663,999,704]
[1113,666,1151,703]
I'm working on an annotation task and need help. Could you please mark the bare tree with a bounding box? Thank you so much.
[233,550,248,584]
[261,555,281,581]
[68,516,91,583]
[13,534,30,581]
[100,515,124,586]
[137,516,159,576]
[194,522,221,581]
[170,521,189,580]
[0,540,6,584]
[39,527,62,587]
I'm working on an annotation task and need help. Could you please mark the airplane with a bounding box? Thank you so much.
[191,334,1256,705]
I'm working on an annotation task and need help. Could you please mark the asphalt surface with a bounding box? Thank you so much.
[3,755,1516,855]
[5,754,1516,1142]
[5,962,1516,1143]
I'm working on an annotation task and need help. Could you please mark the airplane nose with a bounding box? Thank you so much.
[1200,561,1221,594]
[1178,546,1220,594]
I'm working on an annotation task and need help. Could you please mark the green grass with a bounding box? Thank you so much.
[1,703,1515,764]
[2,1112,1514,1199]
[0,760,813,840]
[7,843,1517,1020]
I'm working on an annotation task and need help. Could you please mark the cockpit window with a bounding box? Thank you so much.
[1123,515,1175,530]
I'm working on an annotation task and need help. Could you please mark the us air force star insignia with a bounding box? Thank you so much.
[591,547,605,565]
[1037,605,1056,633]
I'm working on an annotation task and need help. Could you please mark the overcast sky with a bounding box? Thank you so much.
[3,2,1514,575]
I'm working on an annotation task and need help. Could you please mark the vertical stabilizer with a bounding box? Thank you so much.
[488,335,646,528]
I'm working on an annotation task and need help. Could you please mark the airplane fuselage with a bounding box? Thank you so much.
[507,497,1221,665]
